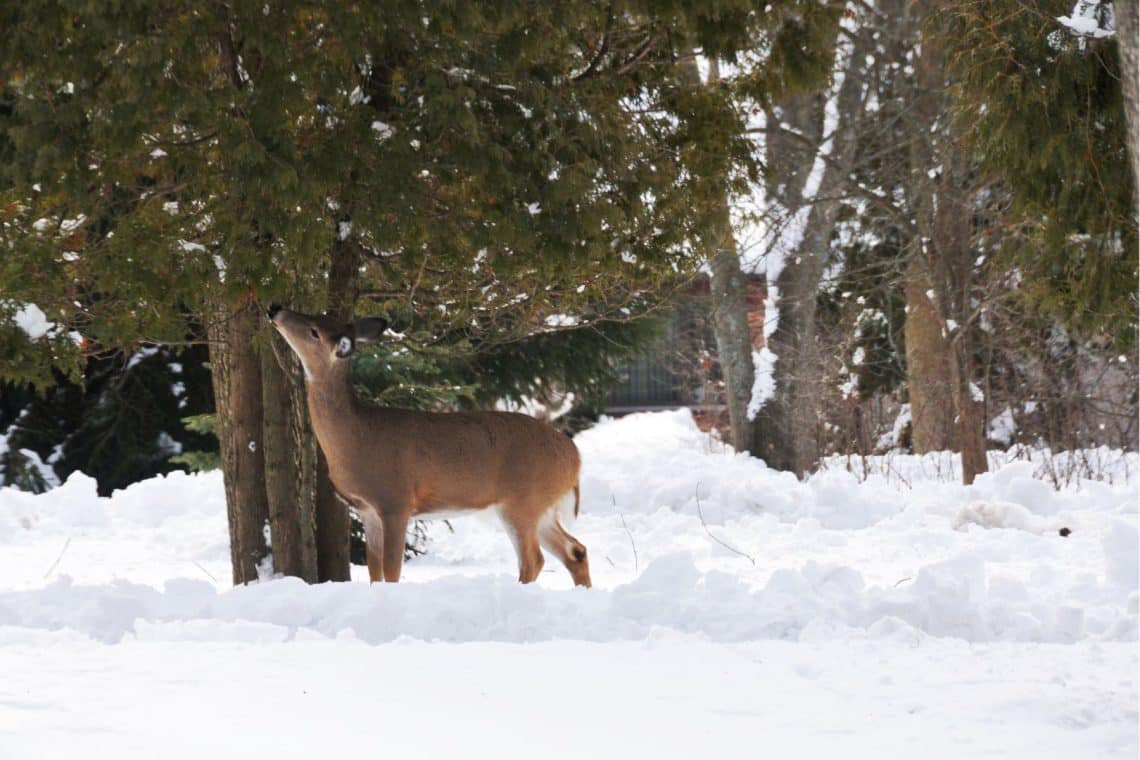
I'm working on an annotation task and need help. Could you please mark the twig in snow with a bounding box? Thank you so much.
[191,560,219,584]
[893,576,913,587]
[43,537,71,579]
[614,495,639,573]
[694,483,756,566]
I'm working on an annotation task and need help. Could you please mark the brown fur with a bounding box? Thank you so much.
[270,308,591,587]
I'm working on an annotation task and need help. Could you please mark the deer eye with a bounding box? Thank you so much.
[309,327,319,339]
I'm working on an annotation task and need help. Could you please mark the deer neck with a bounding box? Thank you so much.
[303,365,368,469]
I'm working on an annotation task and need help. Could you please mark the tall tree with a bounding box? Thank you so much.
[679,55,756,454]
[1,1,822,582]
[939,0,1137,348]
[1118,1,1140,197]
[751,5,874,476]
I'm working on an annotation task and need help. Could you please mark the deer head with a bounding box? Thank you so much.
[266,304,388,382]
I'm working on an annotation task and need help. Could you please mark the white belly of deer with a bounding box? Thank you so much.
[415,505,500,522]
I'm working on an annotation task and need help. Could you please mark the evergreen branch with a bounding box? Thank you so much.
[616,34,656,76]
[572,6,614,82]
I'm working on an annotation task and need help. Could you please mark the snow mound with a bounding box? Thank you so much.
[0,409,1136,650]
[953,501,1048,533]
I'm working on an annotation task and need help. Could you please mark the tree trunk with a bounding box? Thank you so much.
[708,227,756,453]
[909,10,988,484]
[207,294,271,584]
[903,257,955,452]
[1117,1,1140,204]
[680,56,756,453]
[950,344,989,484]
[754,23,872,476]
[314,446,350,581]
[261,336,319,582]
[312,238,359,581]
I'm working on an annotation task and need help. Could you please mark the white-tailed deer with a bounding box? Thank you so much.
[267,305,591,587]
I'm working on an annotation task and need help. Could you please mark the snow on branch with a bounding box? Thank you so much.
[1057,1,1117,39]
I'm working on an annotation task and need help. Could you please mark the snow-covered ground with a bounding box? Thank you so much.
[1,410,1137,758]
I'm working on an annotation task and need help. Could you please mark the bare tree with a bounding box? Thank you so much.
[753,13,874,476]
[1116,1,1140,201]
[679,55,757,453]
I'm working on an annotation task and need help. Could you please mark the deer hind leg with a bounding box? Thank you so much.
[500,510,545,583]
[539,516,592,588]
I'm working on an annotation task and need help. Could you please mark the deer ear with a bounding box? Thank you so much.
[353,317,389,345]
[334,335,355,358]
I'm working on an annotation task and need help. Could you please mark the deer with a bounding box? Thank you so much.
[267,305,591,587]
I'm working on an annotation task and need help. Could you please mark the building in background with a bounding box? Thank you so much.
[606,274,767,434]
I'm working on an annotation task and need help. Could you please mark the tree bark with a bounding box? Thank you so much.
[261,336,319,582]
[312,238,359,581]
[678,55,756,453]
[754,23,871,477]
[708,223,757,453]
[1117,1,1140,206]
[207,294,271,584]
[909,9,988,484]
[903,257,955,452]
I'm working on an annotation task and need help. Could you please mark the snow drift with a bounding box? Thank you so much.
[1,409,1136,647]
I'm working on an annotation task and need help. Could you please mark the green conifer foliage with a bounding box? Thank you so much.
[937,1,1137,346]
[0,1,805,377]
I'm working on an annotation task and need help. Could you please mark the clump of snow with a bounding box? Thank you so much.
[876,403,912,450]
[952,500,1047,533]
[11,303,55,340]
[371,120,394,141]
[543,314,578,328]
[989,406,1017,445]
[1058,0,1116,38]
[746,346,776,419]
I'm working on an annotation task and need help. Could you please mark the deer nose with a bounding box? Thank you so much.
[266,303,283,320]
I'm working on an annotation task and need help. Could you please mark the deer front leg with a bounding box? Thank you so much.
[380,511,410,582]
[358,510,385,584]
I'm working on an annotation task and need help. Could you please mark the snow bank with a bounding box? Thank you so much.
[0,410,1136,650]
[1,409,1136,759]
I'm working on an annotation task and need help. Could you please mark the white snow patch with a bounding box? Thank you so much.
[0,410,1136,757]
[11,303,55,340]
[1058,1,1116,38]
[746,346,777,419]
[370,120,394,141]
[876,404,912,450]
[177,239,204,253]
[989,406,1017,445]
[952,500,1047,533]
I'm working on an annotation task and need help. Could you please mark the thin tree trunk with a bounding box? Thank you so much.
[903,257,955,452]
[909,9,988,484]
[262,336,319,582]
[708,221,756,453]
[312,238,359,581]
[679,55,756,453]
[1117,1,1139,204]
[950,341,989,484]
[207,293,271,584]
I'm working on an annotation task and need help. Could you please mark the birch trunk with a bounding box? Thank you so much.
[754,23,872,476]
[1117,2,1140,205]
